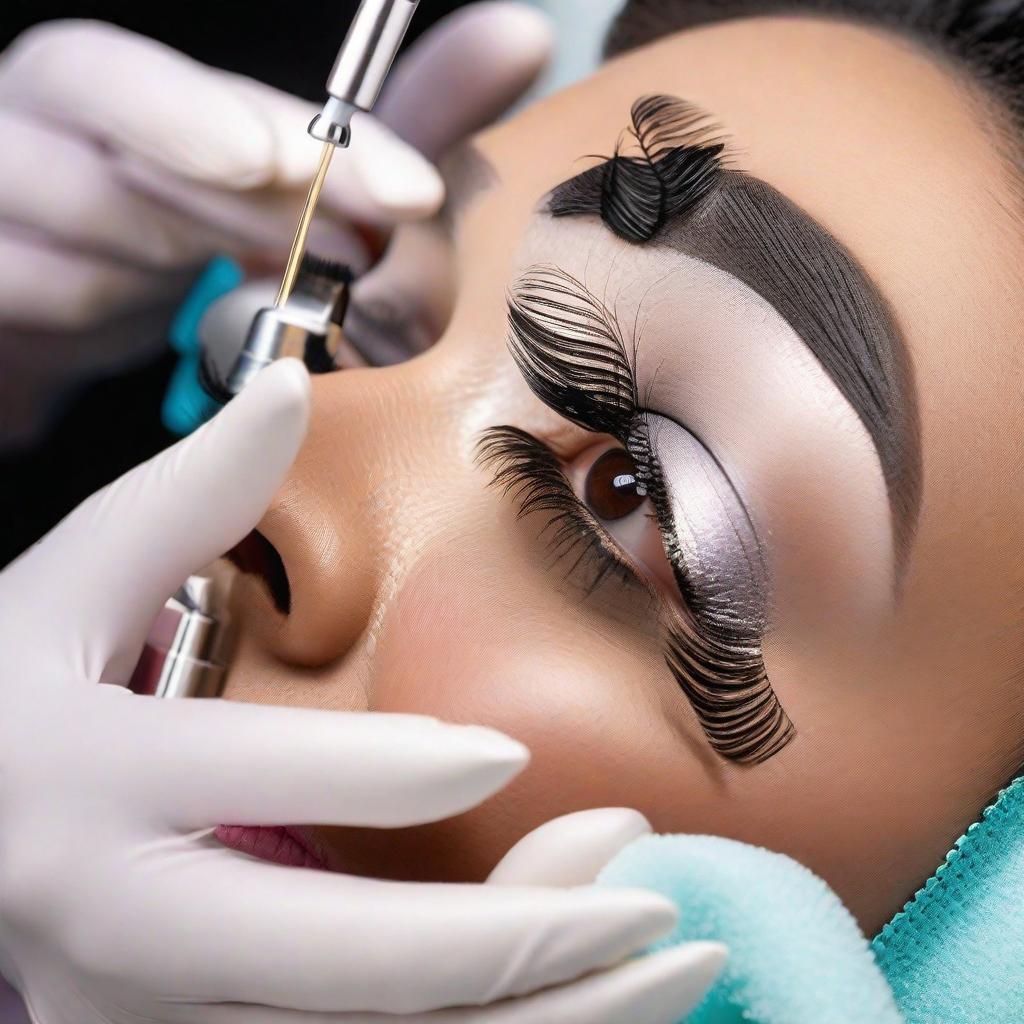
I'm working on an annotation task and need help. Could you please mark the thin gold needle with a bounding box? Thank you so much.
[275,140,336,307]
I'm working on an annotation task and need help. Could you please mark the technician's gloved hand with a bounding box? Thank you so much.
[0,359,723,1024]
[0,3,551,446]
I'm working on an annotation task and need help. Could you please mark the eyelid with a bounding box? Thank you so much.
[640,413,769,632]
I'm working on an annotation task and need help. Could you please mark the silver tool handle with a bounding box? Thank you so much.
[309,0,419,145]
[330,0,419,110]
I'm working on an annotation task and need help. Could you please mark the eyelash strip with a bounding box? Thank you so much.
[505,266,794,764]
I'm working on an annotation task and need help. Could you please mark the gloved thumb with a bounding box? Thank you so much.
[5,360,309,684]
[487,808,653,887]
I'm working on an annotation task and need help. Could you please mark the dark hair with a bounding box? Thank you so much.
[607,1,1024,129]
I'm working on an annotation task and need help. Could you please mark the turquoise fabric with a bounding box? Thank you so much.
[598,834,901,1023]
[597,776,1024,1023]
[872,775,1024,1024]
[162,256,243,436]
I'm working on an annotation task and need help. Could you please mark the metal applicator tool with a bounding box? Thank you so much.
[226,0,420,394]
[142,2,421,704]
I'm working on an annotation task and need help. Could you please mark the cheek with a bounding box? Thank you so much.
[327,551,705,881]
[375,554,665,807]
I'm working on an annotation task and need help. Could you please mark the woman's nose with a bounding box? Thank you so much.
[239,363,432,668]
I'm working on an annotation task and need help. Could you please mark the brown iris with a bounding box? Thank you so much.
[584,449,647,521]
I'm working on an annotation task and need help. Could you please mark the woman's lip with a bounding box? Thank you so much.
[284,824,343,871]
[214,824,328,870]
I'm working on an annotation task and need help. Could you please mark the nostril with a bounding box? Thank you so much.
[227,530,292,615]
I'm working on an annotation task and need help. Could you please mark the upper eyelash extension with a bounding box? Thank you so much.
[546,94,727,244]
[505,269,795,764]
[621,417,793,763]
[507,266,660,499]
[475,426,639,597]
[508,266,638,439]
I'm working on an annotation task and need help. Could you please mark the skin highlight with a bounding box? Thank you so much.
[221,17,1024,936]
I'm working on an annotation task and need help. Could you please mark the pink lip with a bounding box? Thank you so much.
[214,824,330,870]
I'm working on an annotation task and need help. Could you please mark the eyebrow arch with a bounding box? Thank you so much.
[545,103,923,572]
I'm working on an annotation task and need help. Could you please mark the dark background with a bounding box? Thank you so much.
[0,0,474,567]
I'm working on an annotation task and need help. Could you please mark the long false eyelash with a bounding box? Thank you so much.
[506,268,795,763]
[508,266,662,498]
[547,94,727,243]
[614,421,793,763]
[666,622,794,764]
[622,427,792,763]
[508,266,638,435]
[475,426,639,596]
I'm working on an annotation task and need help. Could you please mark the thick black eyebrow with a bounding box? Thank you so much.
[546,97,922,571]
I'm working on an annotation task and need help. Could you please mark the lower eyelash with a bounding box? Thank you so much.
[666,622,794,764]
[475,426,640,597]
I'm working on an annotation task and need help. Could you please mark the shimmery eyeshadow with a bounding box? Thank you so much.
[643,412,768,634]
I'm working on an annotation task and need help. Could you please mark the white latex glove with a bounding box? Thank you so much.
[224,811,730,1024]
[0,359,703,1024]
[0,3,551,444]
[481,810,729,1023]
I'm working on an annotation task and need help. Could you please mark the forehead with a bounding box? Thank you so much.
[465,19,1021,415]
[472,16,1015,280]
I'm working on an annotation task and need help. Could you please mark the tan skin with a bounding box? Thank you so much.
[221,16,1024,937]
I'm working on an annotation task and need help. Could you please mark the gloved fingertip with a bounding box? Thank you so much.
[487,808,653,888]
[373,2,555,161]
[178,359,310,510]
[627,942,728,1021]
[242,358,312,421]
[371,162,445,219]
[209,358,311,467]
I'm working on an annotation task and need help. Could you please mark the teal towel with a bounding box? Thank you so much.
[162,256,243,436]
[598,833,902,1023]
[872,775,1024,1024]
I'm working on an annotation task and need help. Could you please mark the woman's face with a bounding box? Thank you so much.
[221,16,1024,935]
